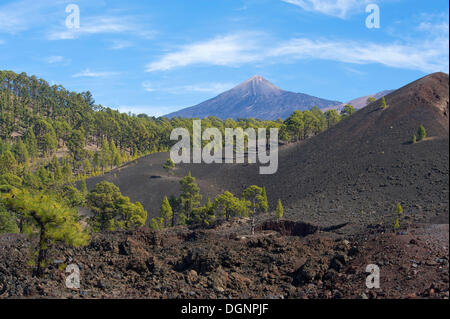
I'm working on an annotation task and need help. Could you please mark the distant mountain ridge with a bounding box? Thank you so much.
[165,76,342,120]
[324,90,395,112]
[345,90,395,109]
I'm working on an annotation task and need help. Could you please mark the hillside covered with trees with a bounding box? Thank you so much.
[0,70,350,276]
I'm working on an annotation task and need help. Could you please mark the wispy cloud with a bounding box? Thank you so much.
[47,16,156,40]
[73,68,119,78]
[268,37,448,73]
[45,55,72,65]
[281,0,373,18]
[146,30,448,74]
[0,0,54,34]
[146,33,261,72]
[142,81,236,94]
[0,0,157,41]
[109,39,133,50]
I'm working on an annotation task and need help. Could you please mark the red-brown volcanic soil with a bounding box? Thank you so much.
[0,220,448,299]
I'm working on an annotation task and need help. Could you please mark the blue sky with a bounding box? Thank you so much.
[1,0,448,117]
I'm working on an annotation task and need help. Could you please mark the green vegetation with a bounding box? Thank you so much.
[412,135,417,144]
[242,185,268,234]
[86,181,147,231]
[380,96,387,109]
[191,198,215,226]
[159,196,173,227]
[340,104,356,119]
[179,172,202,222]
[214,191,250,221]
[0,70,351,273]
[0,189,89,276]
[275,199,284,220]
[163,158,175,176]
[366,96,377,104]
[153,173,277,232]
[417,125,427,141]
[393,203,404,233]
[0,204,19,234]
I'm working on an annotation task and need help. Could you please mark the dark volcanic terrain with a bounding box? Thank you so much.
[1,221,448,299]
[0,72,448,299]
[88,72,449,232]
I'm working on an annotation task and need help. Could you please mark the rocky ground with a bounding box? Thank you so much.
[0,219,448,299]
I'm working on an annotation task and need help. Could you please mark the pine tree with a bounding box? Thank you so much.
[83,158,91,175]
[86,181,146,231]
[276,199,284,220]
[242,185,268,235]
[163,158,175,176]
[380,96,387,109]
[93,152,100,173]
[159,196,173,227]
[24,128,38,161]
[11,138,29,166]
[0,150,17,174]
[417,125,426,141]
[49,155,62,181]
[191,198,215,226]
[214,191,250,221]
[110,141,121,168]
[80,179,88,195]
[0,204,19,234]
[340,104,356,119]
[366,96,377,104]
[1,190,89,276]
[179,172,202,220]
[393,203,403,233]
[62,159,72,179]
[394,218,400,232]
[149,218,162,230]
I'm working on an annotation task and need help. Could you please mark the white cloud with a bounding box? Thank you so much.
[146,32,449,74]
[281,0,373,18]
[0,0,55,34]
[142,81,236,94]
[0,0,157,40]
[268,38,448,73]
[73,68,119,78]
[109,39,133,50]
[47,16,154,40]
[46,56,63,63]
[146,33,261,72]
[45,55,71,65]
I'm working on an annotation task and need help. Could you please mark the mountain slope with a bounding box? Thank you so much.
[166,76,342,120]
[346,90,395,109]
[86,72,448,231]
[190,72,449,227]
[322,90,395,112]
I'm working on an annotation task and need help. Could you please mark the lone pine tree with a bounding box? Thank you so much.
[159,196,173,227]
[276,199,284,220]
[417,125,427,141]
[1,189,89,276]
[242,185,268,235]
